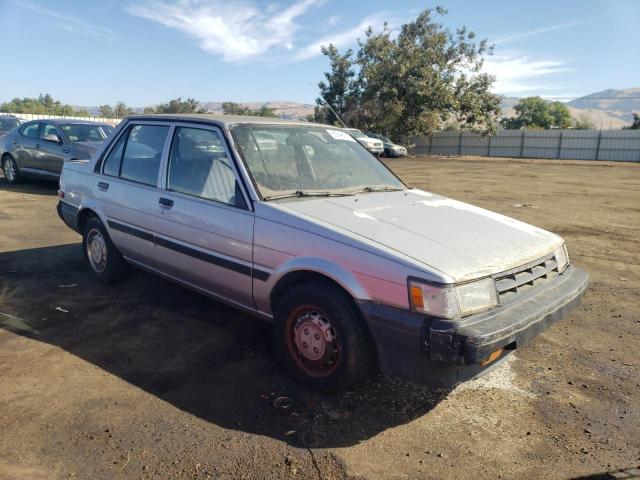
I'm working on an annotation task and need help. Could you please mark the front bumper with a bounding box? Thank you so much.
[357,265,589,386]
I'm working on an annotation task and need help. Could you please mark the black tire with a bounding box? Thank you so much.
[2,155,22,184]
[273,282,376,392]
[82,217,130,284]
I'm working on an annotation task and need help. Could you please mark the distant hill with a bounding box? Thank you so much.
[198,101,315,119]
[499,88,639,129]
[72,87,638,128]
[568,88,640,123]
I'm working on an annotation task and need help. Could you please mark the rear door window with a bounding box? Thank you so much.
[104,124,169,186]
[19,122,40,139]
[102,129,129,177]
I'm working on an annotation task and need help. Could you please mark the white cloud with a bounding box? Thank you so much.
[127,0,326,62]
[483,53,573,96]
[326,15,340,27]
[12,1,116,39]
[492,21,584,45]
[294,13,387,60]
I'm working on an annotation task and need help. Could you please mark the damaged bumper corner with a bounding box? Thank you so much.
[357,265,589,386]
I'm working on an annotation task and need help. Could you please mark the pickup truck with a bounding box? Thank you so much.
[57,114,589,391]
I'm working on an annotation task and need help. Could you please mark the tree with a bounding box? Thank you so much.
[114,102,133,117]
[222,102,278,117]
[99,105,114,118]
[548,101,572,129]
[574,114,596,130]
[315,45,354,126]
[501,97,572,129]
[625,113,640,130]
[0,94,91,117]
[314,8,501,138]
[147,97,205,114]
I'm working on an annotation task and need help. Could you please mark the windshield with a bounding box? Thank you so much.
[0,117,22,133]
[347,129,366,139]
[232,124,405,200]
[60,123,108,143]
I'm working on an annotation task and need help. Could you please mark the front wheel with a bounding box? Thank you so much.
[82,217,130,284]
[273,282,376,392]
[2,156,21,184]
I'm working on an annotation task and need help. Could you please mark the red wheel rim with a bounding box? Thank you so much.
[284,304,341,378]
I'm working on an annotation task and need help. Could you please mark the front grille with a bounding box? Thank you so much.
[493,253,560,302]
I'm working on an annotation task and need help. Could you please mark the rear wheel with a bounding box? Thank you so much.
[82,217,130,284]
[2,156,21,184]
[274,282,376,392]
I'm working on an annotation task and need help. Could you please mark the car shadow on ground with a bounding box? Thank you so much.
[0,243,449,449]
[0,176,59,195]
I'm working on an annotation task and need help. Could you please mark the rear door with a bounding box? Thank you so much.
[13,122,41,170]
[152,123,255,307]
[37,123,66,174]
[96,121,171,266]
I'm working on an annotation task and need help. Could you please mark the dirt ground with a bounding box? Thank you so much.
[0,155,638,480]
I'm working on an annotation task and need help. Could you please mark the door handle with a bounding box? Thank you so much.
[12,140,17,145]
[98,181,109,191]
[63,149,71,154]
[159,197,174,208]
[35,144,41,149]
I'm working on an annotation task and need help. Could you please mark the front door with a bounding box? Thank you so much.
[152,124,255,308]
[13,122,41,170]
[37,123,66,175]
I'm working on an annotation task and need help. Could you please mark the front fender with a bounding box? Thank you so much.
[269,256,372,301]
[253,256,372,316]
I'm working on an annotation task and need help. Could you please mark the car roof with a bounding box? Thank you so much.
[124,113,330,129]
[16,118,110,126]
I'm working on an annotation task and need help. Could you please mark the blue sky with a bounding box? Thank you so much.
[0,0,638,107]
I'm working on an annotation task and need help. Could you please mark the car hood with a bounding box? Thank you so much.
[273,189,563,282]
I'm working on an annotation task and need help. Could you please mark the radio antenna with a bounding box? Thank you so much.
[309,82,348,128]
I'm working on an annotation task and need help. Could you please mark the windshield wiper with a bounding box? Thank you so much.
[263,190,354,201]
[350,186,405,194]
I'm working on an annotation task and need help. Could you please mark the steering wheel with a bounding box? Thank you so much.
[320,171,354,185]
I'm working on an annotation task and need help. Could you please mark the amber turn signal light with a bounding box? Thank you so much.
[480,348,504,366]
[410,285,424,310]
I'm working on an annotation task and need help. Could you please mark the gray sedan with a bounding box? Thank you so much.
[0,119,112,184]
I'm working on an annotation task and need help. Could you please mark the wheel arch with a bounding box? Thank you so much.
[77,207,100,233]
[268,258,371,313]
[1,152,15,167]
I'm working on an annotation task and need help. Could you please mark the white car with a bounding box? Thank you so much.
[57,114,589,391]
[345,128,384,155]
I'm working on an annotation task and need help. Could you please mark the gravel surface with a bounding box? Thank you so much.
[0,155,638,479]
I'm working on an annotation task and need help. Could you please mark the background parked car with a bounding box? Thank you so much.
[344,128,384,155]
[0,115,24,137]
[366,132,408,158]
[0,119,112,184]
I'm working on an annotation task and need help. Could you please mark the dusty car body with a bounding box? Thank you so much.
[57,114,588,390]
[1,119,112,183]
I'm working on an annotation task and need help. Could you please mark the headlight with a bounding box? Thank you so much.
[408,277,498,319]
[554,244,569,272]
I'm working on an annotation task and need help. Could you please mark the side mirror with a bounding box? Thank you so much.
[43,133,61,143]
